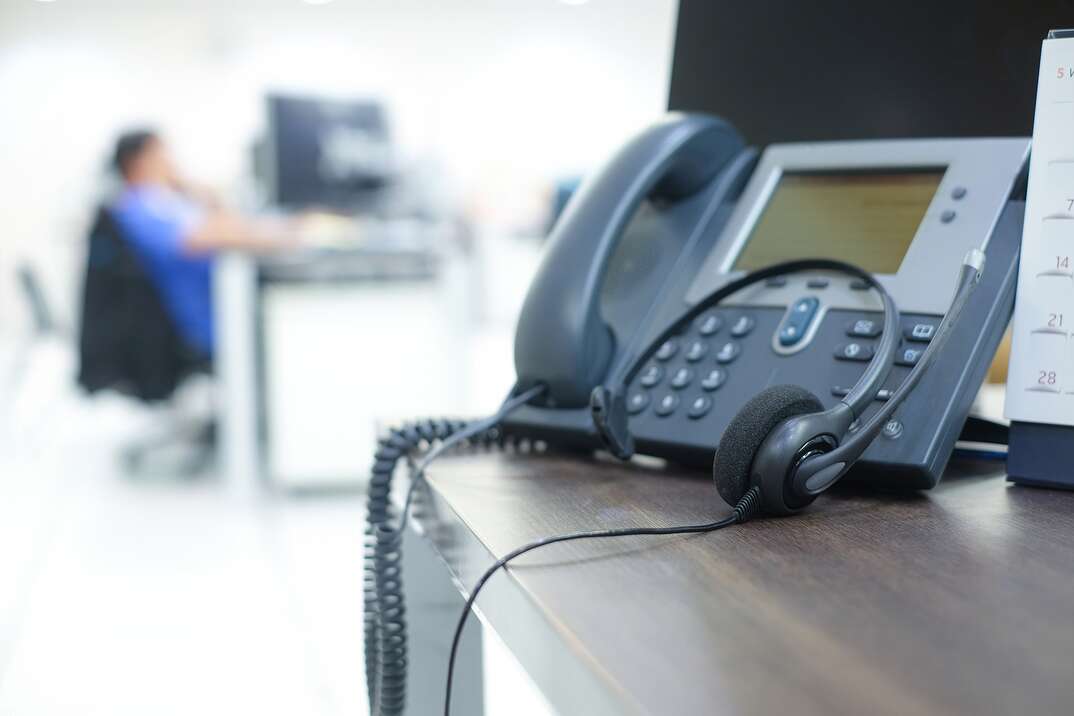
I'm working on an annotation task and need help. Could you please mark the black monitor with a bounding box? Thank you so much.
[264,94,392,210]
[668,1,1074,145]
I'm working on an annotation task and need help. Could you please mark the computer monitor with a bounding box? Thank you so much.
[264,94,393,211]
[668,1,1074,145]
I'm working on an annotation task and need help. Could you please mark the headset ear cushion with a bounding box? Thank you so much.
[712,385,824,506]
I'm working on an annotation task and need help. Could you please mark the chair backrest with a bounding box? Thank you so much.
[77,206,207,402]
[16,264,57,336]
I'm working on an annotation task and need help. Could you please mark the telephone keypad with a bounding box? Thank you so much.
[620,308,944,459]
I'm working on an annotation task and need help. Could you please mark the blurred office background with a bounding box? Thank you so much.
[0,0,677,714]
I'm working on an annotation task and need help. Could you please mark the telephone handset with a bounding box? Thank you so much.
[514,114,748,408]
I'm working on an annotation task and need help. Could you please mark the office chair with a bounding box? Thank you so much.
[2,261,64,431]
[77,206,215,476]
[17,264,60,337]
[4,264,59,401]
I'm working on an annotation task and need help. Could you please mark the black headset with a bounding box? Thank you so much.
[593,251,984,518]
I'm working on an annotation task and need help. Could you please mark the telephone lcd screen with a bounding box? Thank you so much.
[732,170,944,274]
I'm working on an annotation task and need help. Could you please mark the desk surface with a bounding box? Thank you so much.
[415,452,1074,716]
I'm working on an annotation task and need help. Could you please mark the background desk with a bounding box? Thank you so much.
[408,453,1074,715]
[215,230,473,492]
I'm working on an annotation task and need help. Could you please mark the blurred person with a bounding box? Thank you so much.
[110,129,294,359]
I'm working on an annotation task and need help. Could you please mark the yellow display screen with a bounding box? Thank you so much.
[732,170,945,274]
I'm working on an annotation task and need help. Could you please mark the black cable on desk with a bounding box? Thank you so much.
[442,487,760,716]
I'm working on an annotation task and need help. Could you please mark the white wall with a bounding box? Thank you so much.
[0,0,679,334]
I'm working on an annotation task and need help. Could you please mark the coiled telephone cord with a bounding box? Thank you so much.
[363,386,544,716]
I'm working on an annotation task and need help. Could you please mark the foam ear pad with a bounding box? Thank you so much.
[712,385,824,506]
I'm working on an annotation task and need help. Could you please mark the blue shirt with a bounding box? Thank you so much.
[111,185,215,356]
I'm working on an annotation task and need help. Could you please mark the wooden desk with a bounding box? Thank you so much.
[404,452,1074,716]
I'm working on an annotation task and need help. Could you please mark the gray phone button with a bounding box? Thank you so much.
[684,340,709,362]
[696,314,723,336]
[670,367,694,390]
[701,369,727,391]
[847,319,882,338]
[655,340,678,361]
[906,323,936,342]
[835,342,874,361]
[639,365,663,388]
[654,393,680,417]
[896,347,924,366]
[730,316,755,337]
[882,419,904,440]
[687,395,713,419]
[627,391,650,414]
[715,342,741,364]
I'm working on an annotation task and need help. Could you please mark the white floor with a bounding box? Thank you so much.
[0,338,553,716]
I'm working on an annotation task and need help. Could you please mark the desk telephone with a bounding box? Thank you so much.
[364,114,1030,716]
[506,114,1028,488]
